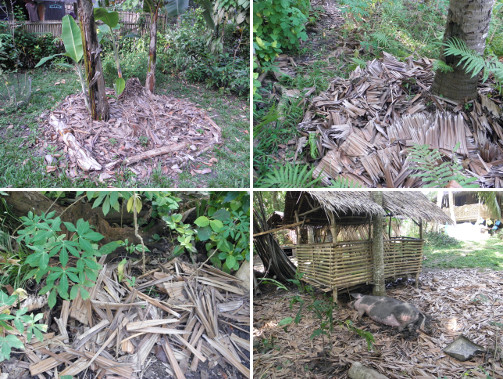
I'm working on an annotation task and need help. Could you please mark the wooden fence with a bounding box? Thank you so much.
[10,11,167,37]
[296,237,424,292]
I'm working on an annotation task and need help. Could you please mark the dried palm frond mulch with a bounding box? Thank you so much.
[298,53,503,187]
[41,78,221,182]
[253,268,503,378]
[1,257,249,379]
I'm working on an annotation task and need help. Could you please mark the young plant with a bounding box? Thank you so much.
[94,7,125,96]
[194,192,250,272]
[0,290,47,362]
[35,15,90,112]
[409,143,479,188]
[17,211,119,308]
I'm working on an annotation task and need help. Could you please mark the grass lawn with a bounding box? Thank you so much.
[423,237,503,270]
[0,68,250,188]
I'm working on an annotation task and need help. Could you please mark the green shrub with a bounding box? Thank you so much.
[253,0,310,63]
[17,211,119,308]
[0,29,61,69]
[424,231,461,248]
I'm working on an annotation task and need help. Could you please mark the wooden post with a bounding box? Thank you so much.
[371,192,385,296]
[294,211,301,245]
[307,227,314,244]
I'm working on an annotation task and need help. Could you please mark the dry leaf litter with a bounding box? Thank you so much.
[297,53,503,187]
[1,257,249,379]
[41,78,221,181]
[253,268,503,378]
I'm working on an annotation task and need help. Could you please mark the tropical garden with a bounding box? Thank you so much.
[0,190,250,378]
[254,0,503,188]
[0,0,250,187]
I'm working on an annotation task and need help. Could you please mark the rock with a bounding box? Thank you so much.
[234,260,250,291]
[348,362,389,379]
[443,335,485,361]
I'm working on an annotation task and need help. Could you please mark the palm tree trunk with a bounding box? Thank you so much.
[146,7,158,93]
[78,0,109,121]
[432,0,495,101]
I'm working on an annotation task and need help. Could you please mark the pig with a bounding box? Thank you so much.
[349,293,431,334]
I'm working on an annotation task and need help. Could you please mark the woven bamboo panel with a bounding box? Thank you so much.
[297,238,423,291]
[13,12,167,37]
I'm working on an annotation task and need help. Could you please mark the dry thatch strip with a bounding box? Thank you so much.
[300,53,503,187]
[42,78,221,181]
[16,258,249,379]
[253,268,503,378]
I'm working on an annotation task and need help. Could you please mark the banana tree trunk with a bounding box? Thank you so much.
[432,0,495,101]
[78,0,109,121]
[146,7,158,93]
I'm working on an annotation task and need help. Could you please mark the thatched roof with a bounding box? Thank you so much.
[283,191,453,226]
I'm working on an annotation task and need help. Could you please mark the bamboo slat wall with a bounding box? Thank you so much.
[11,11,167,37]
[296,238,423,290]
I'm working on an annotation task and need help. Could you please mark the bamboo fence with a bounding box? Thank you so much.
[296,237,424,290]
[10,11,167,37]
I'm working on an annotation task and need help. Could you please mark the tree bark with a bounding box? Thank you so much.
[253,192,297,283]
[432,0,495,101]
[145,7,158,93]
[372,192,385,296]
[78,0,109,121]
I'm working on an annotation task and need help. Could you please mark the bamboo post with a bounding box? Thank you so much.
[294,211,301,245]
[371,192,385,296]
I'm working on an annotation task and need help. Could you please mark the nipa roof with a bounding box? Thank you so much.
[283,191,453,225]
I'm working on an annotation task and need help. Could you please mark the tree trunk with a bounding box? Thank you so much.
[371,191,385,296]
[431,0,495,101]
[253,192,297,283]
[78,0,109,121]
[145,7,158,93]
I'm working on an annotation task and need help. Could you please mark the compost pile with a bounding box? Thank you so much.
[1,257,250,379]
[299,53,503,187]
[41,78,221,181]
[253,268,503,378]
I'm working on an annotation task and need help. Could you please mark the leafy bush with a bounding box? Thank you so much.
[156,9,249,96]
[253,0,310,63]
[195,192,250,272]
[424,231,460,248]
[17,211,119,308]
[0,29,61,69]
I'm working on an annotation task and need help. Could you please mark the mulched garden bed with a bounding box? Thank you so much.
[41,78,221,182]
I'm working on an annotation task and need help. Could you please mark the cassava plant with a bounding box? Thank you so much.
[0,290,47,362]
[16,211,119,308]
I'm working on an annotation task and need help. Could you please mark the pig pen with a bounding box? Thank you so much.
[253,268,503,378]
[279,192,452,300]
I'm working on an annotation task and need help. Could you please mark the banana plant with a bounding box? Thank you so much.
[94,7,125,96]
[35,15,90,112]
[144,0,189,93]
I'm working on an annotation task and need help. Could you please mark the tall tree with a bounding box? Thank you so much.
[371,191,385,296]
[144,0,188,93]
[78,0,109,120]
[432,0,495,101]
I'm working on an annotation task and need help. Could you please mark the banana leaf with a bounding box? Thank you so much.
[164,0,189,17]
[94,7,119,28]
[61,15,83,63]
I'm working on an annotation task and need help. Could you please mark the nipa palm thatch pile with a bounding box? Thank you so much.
[253,269,503,378]
[2,257,249,379]
[299,53,503,187]
[42,78,221,181]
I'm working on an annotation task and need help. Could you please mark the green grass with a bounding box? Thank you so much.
[423,237,503,270]
[0,68,249,188]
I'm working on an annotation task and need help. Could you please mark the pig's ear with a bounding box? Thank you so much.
[349,292,361,299]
